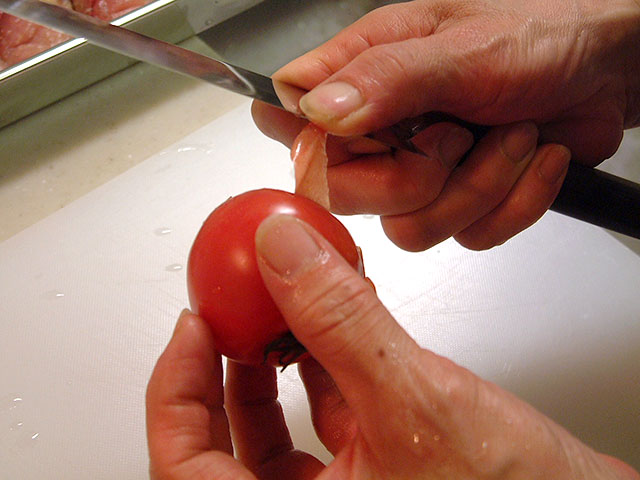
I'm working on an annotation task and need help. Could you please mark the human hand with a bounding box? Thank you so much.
[146,214,640,479]
[146,309,325,479]
[253,0,640,250]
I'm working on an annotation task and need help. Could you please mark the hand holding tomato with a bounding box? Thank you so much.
[186,189,361,366]
[146,214,638,480]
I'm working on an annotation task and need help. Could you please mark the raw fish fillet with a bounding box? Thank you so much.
[0,14,5,69]
[72,0,147,21]
[0,0,149,68]
[0,8,70,66]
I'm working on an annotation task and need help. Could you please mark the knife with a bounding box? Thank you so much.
[2,0,639,239]
[0,0,283,106]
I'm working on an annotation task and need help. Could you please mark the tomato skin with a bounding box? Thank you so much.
[187,189,360,365]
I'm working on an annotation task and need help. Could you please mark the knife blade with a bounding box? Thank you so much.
[0,0,284,106]
[2,0,639,239]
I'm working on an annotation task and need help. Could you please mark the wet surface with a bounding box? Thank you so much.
[0,0,390,241]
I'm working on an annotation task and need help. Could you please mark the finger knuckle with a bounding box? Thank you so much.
[398,170,441,208]
[454,230,499,251]
[296,274,381,356]
[465,174,509,207]
[381,216,436,252]
[508,191,547,227]
[415,355,490,441]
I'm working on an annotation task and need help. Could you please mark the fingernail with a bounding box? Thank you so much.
[299,82,364,122]
[437,125,474,169]
[538,145,571,184]
[172,309,192,336]
[501,122,538,163]
[272,80,306,115]
[256,215,323,278]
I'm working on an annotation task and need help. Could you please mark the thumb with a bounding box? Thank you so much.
[295,35,470,136]
[255,214,421,409]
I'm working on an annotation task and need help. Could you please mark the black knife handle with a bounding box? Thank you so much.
[553,163,640,238]
[391,113,640,239]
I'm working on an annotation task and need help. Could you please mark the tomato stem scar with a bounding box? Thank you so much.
[263,331,307,371]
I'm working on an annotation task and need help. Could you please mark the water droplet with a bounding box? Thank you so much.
[41,290,65,300]
[154,227,173,236]
[481,441,488,450]
[175,144,212,154]
[1,395,22,414]
[31,432,40,440]
[165,264,183,272]
[412,433,420,444]
[433,434,440,442]
[177,146,199,153]
[9,421,24,431]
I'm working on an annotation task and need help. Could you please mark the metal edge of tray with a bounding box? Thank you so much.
[0,0,263,129]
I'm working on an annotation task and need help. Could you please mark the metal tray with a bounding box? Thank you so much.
[0,0,262,128]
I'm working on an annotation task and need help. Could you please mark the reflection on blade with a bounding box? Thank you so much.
[0,0,283,106]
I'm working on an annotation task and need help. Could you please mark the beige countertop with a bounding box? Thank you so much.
[0,0,388,242]
[0,37,247,242]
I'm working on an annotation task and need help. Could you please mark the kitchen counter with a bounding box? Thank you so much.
[0,36,243,242]
[0,0,385,242]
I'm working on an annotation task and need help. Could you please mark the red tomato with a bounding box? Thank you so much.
[187,188,360,366]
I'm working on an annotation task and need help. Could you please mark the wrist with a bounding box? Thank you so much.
[620,0,640,127]
[625,3,640,127]
[586,0,640,127]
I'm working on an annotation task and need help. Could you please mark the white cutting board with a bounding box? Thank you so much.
[1,102,639,478]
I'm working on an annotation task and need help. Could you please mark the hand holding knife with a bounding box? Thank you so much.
[2,0,638,239]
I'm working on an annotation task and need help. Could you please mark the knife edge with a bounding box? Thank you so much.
[0,0,282,105]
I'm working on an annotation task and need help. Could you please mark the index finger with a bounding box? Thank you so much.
[251,100,308,148]
[272,2,441,90]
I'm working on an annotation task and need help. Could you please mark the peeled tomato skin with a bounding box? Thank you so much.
[292,123,331,210]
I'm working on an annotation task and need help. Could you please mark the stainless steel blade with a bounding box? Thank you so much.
[0,0,283,107]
